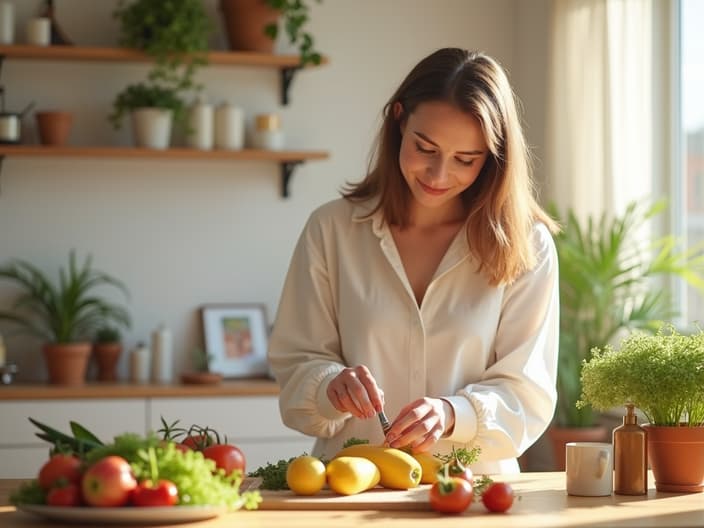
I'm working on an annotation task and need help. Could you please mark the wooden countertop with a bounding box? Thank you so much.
[2,472,703,527]
[0,378,280,400]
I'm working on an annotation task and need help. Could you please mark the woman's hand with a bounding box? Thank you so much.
[326,365,384,419]
[385,397,454,453]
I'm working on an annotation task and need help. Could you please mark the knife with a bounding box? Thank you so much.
[377,410,392,435]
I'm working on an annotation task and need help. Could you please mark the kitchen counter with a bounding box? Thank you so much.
[2,472,703,527]
[0,378,279,400]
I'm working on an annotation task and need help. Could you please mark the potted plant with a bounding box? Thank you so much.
[579,326,704,492]
[111,0,212,146]
[180,347,223,385]
[109,82,186,149]
[547,200,704,468]
[0,251,130,386]
[220,0,323,66]
[93,326,123,382]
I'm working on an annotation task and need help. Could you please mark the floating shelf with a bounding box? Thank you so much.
[0,44,329,104]
[0,145,330,198]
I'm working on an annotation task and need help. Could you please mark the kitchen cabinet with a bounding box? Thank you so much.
[0,45,330,197]
[0,381,313,478]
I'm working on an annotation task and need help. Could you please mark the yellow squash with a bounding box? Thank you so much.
[326,456,381,495]
[334,445,422,489]
[412,452,443,484]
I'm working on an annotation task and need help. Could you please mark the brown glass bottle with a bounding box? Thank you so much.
[613,403,648,495]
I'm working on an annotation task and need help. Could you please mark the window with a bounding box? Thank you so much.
[680,0,704,324]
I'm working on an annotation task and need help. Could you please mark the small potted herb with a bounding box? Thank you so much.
[579,326,704,492]
[180,347,223,385]
[93,326,123,382]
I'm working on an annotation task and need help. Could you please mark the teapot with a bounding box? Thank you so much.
[0,86,35,144]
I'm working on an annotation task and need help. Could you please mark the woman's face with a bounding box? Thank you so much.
[397,100,489,211]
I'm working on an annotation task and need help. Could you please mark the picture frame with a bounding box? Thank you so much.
[200,304,270,378]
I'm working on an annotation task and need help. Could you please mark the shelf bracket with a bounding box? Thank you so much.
[280,67,300,106]
[280,160,303,198]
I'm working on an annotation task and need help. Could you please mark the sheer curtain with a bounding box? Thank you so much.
[546,0,654,221]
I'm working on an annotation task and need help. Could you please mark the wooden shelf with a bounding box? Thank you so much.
[0,378,280,400]
[0,44,328,68]
[0,145,329,197]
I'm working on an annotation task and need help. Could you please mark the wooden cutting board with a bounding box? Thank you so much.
[247,480,433,511]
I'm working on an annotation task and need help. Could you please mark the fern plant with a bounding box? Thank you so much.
[551,200,704,427]
[0,251,131,343]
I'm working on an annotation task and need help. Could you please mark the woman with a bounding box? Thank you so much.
[268,48,559,474]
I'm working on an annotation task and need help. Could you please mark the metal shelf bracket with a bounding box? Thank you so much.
[280,67,300,106]
[280,160,303,198]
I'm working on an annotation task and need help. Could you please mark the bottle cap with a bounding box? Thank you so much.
[624,403,637,425]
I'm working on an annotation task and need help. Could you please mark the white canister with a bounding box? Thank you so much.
[129,342,150,383]
[186,98,214,150]
[26,17,50,46]
[151,324,173,384]
[214,103,244,150]
[0,2,14,44]
[250,113,285,150]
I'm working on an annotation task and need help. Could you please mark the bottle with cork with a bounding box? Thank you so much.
[613,403,648,495]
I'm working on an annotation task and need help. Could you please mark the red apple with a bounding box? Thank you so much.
[81,456,137,507]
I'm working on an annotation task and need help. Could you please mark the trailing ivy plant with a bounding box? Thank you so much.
[110,0,212,129]
[264,0,323,66]
[578,326,704,426]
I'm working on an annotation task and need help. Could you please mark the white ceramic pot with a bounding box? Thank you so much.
[131,108,173,149]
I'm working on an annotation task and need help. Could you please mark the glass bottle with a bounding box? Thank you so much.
[613,403,648,495]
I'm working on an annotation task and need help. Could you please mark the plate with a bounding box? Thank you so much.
[16,504,227,525]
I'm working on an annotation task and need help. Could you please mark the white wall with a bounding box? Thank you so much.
[0,0,550,382]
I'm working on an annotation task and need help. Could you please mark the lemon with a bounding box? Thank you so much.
[326,456,380,495]
[286,455,327,495]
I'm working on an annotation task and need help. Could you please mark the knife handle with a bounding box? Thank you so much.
[378,411,392,434]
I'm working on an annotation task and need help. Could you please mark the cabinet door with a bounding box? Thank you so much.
[148,396,313,471]
[0,399,146,478]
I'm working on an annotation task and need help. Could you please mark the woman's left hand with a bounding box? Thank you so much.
[385,397,454,453]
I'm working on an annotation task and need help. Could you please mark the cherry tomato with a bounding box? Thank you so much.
[38,454,82,490]
[446,461,473,483]
[132,480,178,507]
[429,477,473,514]
[482,482,515,513]
[180,434,214,451]
[46,483,81,507]
[203,444,246,475]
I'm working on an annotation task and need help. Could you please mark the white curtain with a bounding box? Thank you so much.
[546,0,654,222]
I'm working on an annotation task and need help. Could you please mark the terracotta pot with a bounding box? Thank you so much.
[43,342,91,386]
[547,425,609,471]
[180,371,223,385]
[36,111,73,146]
[219,0,279,53]
[93,342,122,382]
[644,423,704,492]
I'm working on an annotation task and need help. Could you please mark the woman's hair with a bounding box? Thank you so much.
[342,48,558,286]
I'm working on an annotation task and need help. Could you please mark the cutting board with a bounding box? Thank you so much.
[242,478,433,511]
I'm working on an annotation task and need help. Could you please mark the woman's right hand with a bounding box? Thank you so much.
[326,365,384,419]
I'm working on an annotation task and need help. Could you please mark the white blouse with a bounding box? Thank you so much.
[268,197,559,474]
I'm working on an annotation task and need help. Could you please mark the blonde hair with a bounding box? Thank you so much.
[343,48,557,285]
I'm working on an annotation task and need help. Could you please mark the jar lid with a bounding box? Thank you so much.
[256,113,280,131]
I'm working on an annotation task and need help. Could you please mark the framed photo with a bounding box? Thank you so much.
[200,304,270,378]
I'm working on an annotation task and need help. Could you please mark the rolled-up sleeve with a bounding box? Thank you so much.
[267,212,351,438]
[444,224,559,459]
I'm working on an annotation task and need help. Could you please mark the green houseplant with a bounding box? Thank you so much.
[110,0,212,144]
[579,327,704,491]
[551,200,704,428]
[0,251,131,385]
[93,326,124,383]
[264,0,323,66]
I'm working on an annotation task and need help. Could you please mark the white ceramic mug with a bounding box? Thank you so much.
[26,17,50,46]
[566,442,613,496]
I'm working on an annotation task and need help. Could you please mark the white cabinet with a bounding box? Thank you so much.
[0,399,146,478]
[148,396,314,472]
[0,394,313,478]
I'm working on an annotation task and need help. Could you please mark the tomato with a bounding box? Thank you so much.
[446,462,473,483]
[481,481,514,513]
[132,480,178,507]
[38,454,82,490]
[429,477,473,514]
[180,434,214,451]
[203,444,246,475]
[46,483,81,507]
